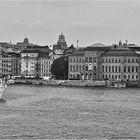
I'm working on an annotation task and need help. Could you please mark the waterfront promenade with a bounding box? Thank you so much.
[0,85,140,139]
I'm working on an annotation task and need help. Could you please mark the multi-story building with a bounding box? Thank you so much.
[1,52,20,77]
[102,47,140,81]
[68,52,85,80]
[20,45,53,77]
[20,49,39,77]
[83,43,110,80]
[40,56,53,78]
[68,43,140,81]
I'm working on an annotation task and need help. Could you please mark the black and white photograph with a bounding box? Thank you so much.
[0,0,140,139]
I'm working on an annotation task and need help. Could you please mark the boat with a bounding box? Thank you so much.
[114,82,126,88]
[0,79,7,99]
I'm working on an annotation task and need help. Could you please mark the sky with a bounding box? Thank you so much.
[0,0,140,47]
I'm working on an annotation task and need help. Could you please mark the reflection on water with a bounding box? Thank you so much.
[0,85,140,139]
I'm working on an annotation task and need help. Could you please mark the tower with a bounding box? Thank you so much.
[23,37,29,44]
[57,33,67,50]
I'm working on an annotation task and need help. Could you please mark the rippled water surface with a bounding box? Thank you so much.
[0,85,140,139]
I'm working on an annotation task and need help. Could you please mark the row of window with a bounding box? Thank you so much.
[103,58,138,63]
[103,74,138,80]
[70,58,84,63]
[70,65,84,72]
[85,57,96,63]
[102,65,139,73]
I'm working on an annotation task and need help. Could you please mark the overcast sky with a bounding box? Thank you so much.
[0,0,140,47]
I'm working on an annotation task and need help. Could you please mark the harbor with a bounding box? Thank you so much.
[0,85,140,139]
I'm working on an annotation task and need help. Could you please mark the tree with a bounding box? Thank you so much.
[51,56,68,80]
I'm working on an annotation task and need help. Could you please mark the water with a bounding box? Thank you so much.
[0,85,140,139]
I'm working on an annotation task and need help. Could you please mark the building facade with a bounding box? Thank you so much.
[68,43,140,81]
[102,47,140,81]
[20,49,39,77]
[20,45,53,77]
[1,52,20,77]
[68,52,85,80]
[40,56,53,78]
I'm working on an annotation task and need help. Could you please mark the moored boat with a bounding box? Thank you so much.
[0,79,7,99]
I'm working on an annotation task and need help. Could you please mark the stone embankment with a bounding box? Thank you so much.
[13,79,107,87]
[11,78,140,88]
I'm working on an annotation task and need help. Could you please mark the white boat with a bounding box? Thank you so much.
[114,82,126,88]
[0,79,7,99]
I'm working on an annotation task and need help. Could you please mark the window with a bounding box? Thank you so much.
[132,59,134,63]
[132,75,134,79]
[112,66,114,72]
[124,66,126,72]
[94,66,96,72]
[73,65,75,72]
[93,57,96,63]
[109,66,111,72]
[119,66,121,72]
[115,66,117,72]
[128,59,130,63]
[102,66,104,72]
[124,59,126,63]
[132,66,134,72]
[85,66,88,71]
[106,66,108,72]
[112,75,114,79]
[89,57,92,62]
[70,65,72,71]
[136,66,138,72]
[76,65,78,71]
[79,65,81,71]
[85,57,88,62]
[128,66,130,73]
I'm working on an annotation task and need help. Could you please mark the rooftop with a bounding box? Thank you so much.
[69,52,85,57]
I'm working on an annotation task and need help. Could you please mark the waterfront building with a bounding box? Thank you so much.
[83,43,110,80]
[20,45,53,77]
[20,49,39,77]
[68,52,85,80]
[102,47,140,81]
[40,56,53,78]
[1,52,20,77]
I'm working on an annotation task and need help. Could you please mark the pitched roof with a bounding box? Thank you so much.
[69,52,85,57]
[102,48,138,57]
